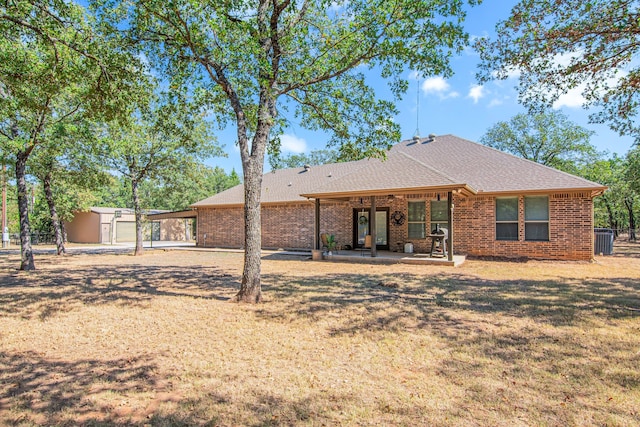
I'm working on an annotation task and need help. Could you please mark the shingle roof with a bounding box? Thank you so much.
[192,161,360,207]
[390,135,604,194]
[192,134,606,207]
[300,151,469,198]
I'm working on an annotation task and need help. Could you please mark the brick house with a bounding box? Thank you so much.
[192,135,606,261]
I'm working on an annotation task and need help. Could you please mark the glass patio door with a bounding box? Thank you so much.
[354,210,388,249]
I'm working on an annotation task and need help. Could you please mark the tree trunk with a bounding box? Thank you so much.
[61,220,68,243]
[43,171,66,255]
[624,197,636,241]
[233,156,264,303]
[603,197,616,233]
[131,177,144,256]
[16,151,35,270]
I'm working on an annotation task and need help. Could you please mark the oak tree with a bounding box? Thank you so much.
[1,0,139,269]
[102,0,478,302]
[476,0,640,142]
[480,110,598,173]
[99,91,221,255]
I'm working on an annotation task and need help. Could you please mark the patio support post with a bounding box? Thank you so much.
[447,191,453,262]
[370,196,377,257]
[315,198,321,250]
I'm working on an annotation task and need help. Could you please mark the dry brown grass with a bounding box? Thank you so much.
[1,241,639,426]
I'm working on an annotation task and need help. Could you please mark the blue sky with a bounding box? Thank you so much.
[208,1,636,174]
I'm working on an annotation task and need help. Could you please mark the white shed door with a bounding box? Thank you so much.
[115,221,136,242]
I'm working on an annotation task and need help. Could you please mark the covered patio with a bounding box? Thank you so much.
[315,249,466,266]
[299,148,477,265]
[304,187,474,266]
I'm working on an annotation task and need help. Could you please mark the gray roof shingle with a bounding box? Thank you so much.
[192,134,606,207]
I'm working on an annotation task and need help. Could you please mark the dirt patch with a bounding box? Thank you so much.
[1,248,639,426]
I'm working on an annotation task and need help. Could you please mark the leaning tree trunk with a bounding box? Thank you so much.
[61,220,68,243]
[16,151,35,270]
[131,177,144,256]
[43,171,66,255]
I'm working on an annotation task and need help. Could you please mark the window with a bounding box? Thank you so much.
[430,200,448,234]
[525,196,549,241]
[408,201,425,239]
[496,197,518,241]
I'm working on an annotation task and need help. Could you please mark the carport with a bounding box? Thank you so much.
[146,209,198,242]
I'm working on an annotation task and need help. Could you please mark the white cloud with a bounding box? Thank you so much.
[422,76,450,93]
[279,134,307,153]
[553,86,586,109]
[421,77,459,99]
[468,85,485,104]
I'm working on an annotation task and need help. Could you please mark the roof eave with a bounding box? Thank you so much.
[477,186,608,197]
[301,183,477,200]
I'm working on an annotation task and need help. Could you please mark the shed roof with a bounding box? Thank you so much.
[192,134,606,208]
[88,207,168,215]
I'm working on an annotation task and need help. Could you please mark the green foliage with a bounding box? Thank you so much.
[269,149,340,170]
[99,0,480,296]
[92,175,132,208]
[476,0,640,143]
[0,0,145,153]
[138,164,241,211]
[99,90,223,184]
[326,234,337,251]
[626,146,640,195]
[578,155,628,229]
[480,110,599,173]
[1,0,148,267]
[97,0,478,159]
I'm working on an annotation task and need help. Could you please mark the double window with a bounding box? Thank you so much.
[495,196,549,241]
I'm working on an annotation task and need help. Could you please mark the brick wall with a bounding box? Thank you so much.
[196,191,595,260]
[455,192,594,261]
[197,206,244,248]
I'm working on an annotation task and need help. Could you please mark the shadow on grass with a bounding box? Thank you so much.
[0,350,365,427]
[257,271,640,334]
[0,350,168,426]
[162,391,360,427]
[0,260,239,320]
[612,238,640,258]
